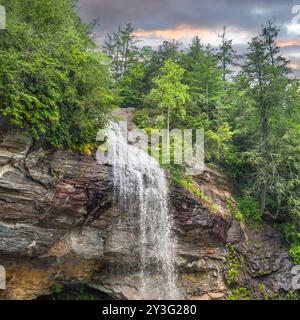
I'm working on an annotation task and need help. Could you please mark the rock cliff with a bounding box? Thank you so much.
[0,121,295,300]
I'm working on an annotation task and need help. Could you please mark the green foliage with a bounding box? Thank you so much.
[237,196,262,223]
[177,177,208,202]
[120,63,146,108]
[205,123,235,163]
[133,109,151,129]
[51,283,64,295]
[284,223,300,244]
[1,5,300,243]
[271,290,298,300]
[50,285,98,300]
[226,243,240,285]
[218,26,239,81]
[146,60,190,129]
[104,23,138,80]
[181,37,225,111]
[236,21,300,218]
[74,288,97,300]
[234,208,243,222]
[257,283,269,300]
[0,0,117,147]
[289,244,300,265]
[228,287,251,300]
[283,222,300,265]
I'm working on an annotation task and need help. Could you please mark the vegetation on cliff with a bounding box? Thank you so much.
[0,1,299,265]
[0,0,118,147]
[104,22,300,263]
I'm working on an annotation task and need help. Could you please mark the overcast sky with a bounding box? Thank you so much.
[77,0,300,76]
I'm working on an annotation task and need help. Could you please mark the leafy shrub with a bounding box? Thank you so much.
[284,223,300,244]
[283,223,300,264]
[289,244,300,265]
[226,243,240,285]
[133,109,150,129]
[179,177,211,203]
[237,196,262,223]
[51,283,64,295]
[234,209,243,222]
[228,287,251,300]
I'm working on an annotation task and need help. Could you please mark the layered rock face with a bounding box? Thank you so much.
[0,122,295,300]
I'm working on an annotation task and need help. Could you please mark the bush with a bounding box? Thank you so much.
[289,244,300,265]
[237,196,262,223]
[51,283,64,295]
[234,209,243,222]
[284,223,300,244]
[133,109,150,129]
[228,287,251,300]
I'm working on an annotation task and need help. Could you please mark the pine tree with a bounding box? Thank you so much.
[182,37,224,122]
[218,26,238,81]
[104,23,138,80]
[239,22,298,216]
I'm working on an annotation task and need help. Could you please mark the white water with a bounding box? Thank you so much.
[108,122,179,299]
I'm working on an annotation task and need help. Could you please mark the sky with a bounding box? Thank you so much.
[77,0,300,76]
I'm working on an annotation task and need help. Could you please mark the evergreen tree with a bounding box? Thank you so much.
[181,37,224,123]
[104,23,138,80]
[238,22,299,216]
[218,26,238,81]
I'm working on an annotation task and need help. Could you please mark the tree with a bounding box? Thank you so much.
[218,26,238,81]
[181,37,225,123]
[146,60,190,131]
[104,23,138,80]
[238,22,298,216]
[156,40,182,64]
[0,0,117,147]
[261,20,280,66]
[119,46,156,108]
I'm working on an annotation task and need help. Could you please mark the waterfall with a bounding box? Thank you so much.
[107,122,179,300]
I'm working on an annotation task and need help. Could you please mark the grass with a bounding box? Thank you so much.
[177,176,223,214]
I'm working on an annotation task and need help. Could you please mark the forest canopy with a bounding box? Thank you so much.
[0,0,118,147]
[103,22,300,262]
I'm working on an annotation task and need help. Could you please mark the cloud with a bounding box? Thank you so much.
[278,38,300,47]
[289,63,300,69]
[78,0,293,32]
[77,0,300,75]
[134,24,254,47]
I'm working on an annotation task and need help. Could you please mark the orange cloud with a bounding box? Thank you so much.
[289,63,300,69]
[278,39,300,48]
[134,24,212,39]
[134,24,252,46]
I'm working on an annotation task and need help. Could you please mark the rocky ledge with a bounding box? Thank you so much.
[0,121,295,300]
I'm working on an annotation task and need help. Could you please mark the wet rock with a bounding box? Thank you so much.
[0,125,296,300]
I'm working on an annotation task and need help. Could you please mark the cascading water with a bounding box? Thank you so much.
[107,122,179,300]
